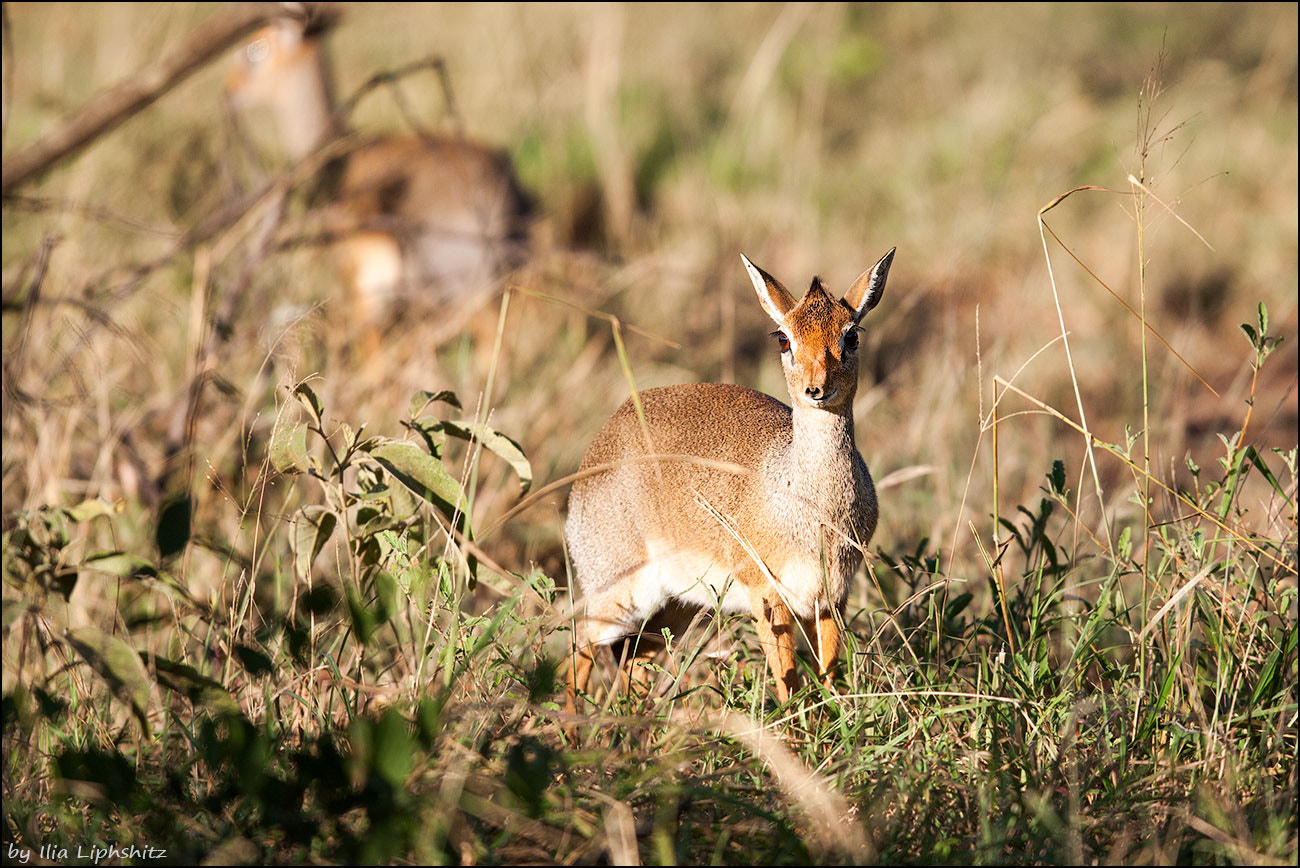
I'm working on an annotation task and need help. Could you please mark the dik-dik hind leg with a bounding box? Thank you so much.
[566,605,644,713]
[564,635,656,715]
[615,636,663,702]
[750,588,799,703]
[801,606,844,692]
[336,231,401,365]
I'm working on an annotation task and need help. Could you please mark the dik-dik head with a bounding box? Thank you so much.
[741,249,895,412]
[224,7,344,161]
[226,7,334,102]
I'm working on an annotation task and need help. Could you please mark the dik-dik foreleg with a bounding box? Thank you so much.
[800,606,844,692]
[750,586,800,703]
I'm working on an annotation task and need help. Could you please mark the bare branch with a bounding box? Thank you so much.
[1,2,283,194]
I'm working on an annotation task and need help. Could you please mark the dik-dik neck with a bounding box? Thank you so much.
[273,44,346,162]
[781,400,861,496]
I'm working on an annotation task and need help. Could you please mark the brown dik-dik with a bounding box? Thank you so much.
[226,9,531,355]
[565,248,896,709]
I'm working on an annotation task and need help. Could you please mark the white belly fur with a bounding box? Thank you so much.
[636,542,752,615]
[583,537,847,647]
[633,542,838,624]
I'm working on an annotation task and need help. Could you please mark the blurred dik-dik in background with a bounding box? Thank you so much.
[225,4,534,357]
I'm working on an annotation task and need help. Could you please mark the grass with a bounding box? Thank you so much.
[3,2,1297,864]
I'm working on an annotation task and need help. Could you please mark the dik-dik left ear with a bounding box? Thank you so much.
[843,247,896,323]
[741,253,797,325]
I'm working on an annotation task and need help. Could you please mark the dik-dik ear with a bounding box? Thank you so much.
[741,254,796,325]
[843,247,896,323]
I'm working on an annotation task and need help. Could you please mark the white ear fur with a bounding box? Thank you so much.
[844,247,895,322]
[741,253,796,325]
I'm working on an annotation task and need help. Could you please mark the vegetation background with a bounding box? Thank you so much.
[2,2,1296,864]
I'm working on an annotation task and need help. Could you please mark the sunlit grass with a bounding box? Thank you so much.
[3,2,1296,864]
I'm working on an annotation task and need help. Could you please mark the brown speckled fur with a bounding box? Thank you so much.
[565,249,896,709]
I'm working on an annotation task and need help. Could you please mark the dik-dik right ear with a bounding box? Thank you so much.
[741,254,797,325]
[843,247,896,323]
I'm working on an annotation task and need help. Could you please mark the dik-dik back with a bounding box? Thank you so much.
[565,248,895,709]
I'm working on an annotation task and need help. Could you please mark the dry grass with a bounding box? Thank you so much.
[3,2,1296,864]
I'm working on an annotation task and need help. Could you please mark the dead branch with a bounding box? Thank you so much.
[1,2,283,194]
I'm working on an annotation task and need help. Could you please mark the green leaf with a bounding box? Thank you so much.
[345,583,378,645]
[293,505,338,580]
[405,415,448,456]
[146,653,241,716]
[444,420,534,494]
[371,441,470,529]
[1250,623,1298,706]
[66,626,154,734]
[374,570,397,622]
[64,498,120,523]
[233,644,275,677]
[409,390,462,417]
[269,416,309,474]
[1117,525,1133,561]
[1154,654,1179,711]
[372,706,416,787]
[81,552,203,611]
[155,494,192,560]
[357,510,405,539]
[944,591,974,621]
[292,382,325,425]
[1048,460,1067,497]
[1244,447,1293,508]
[82,551,160,579]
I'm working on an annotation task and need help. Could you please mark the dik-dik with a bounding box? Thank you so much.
[226,8,531,354]
[565,248,895,708]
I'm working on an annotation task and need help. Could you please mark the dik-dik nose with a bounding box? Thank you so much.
[799,352,838,401]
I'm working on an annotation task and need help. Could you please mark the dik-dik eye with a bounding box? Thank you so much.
[771,330,791,353]
[246,38,270,64]
[841,328,860,353]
